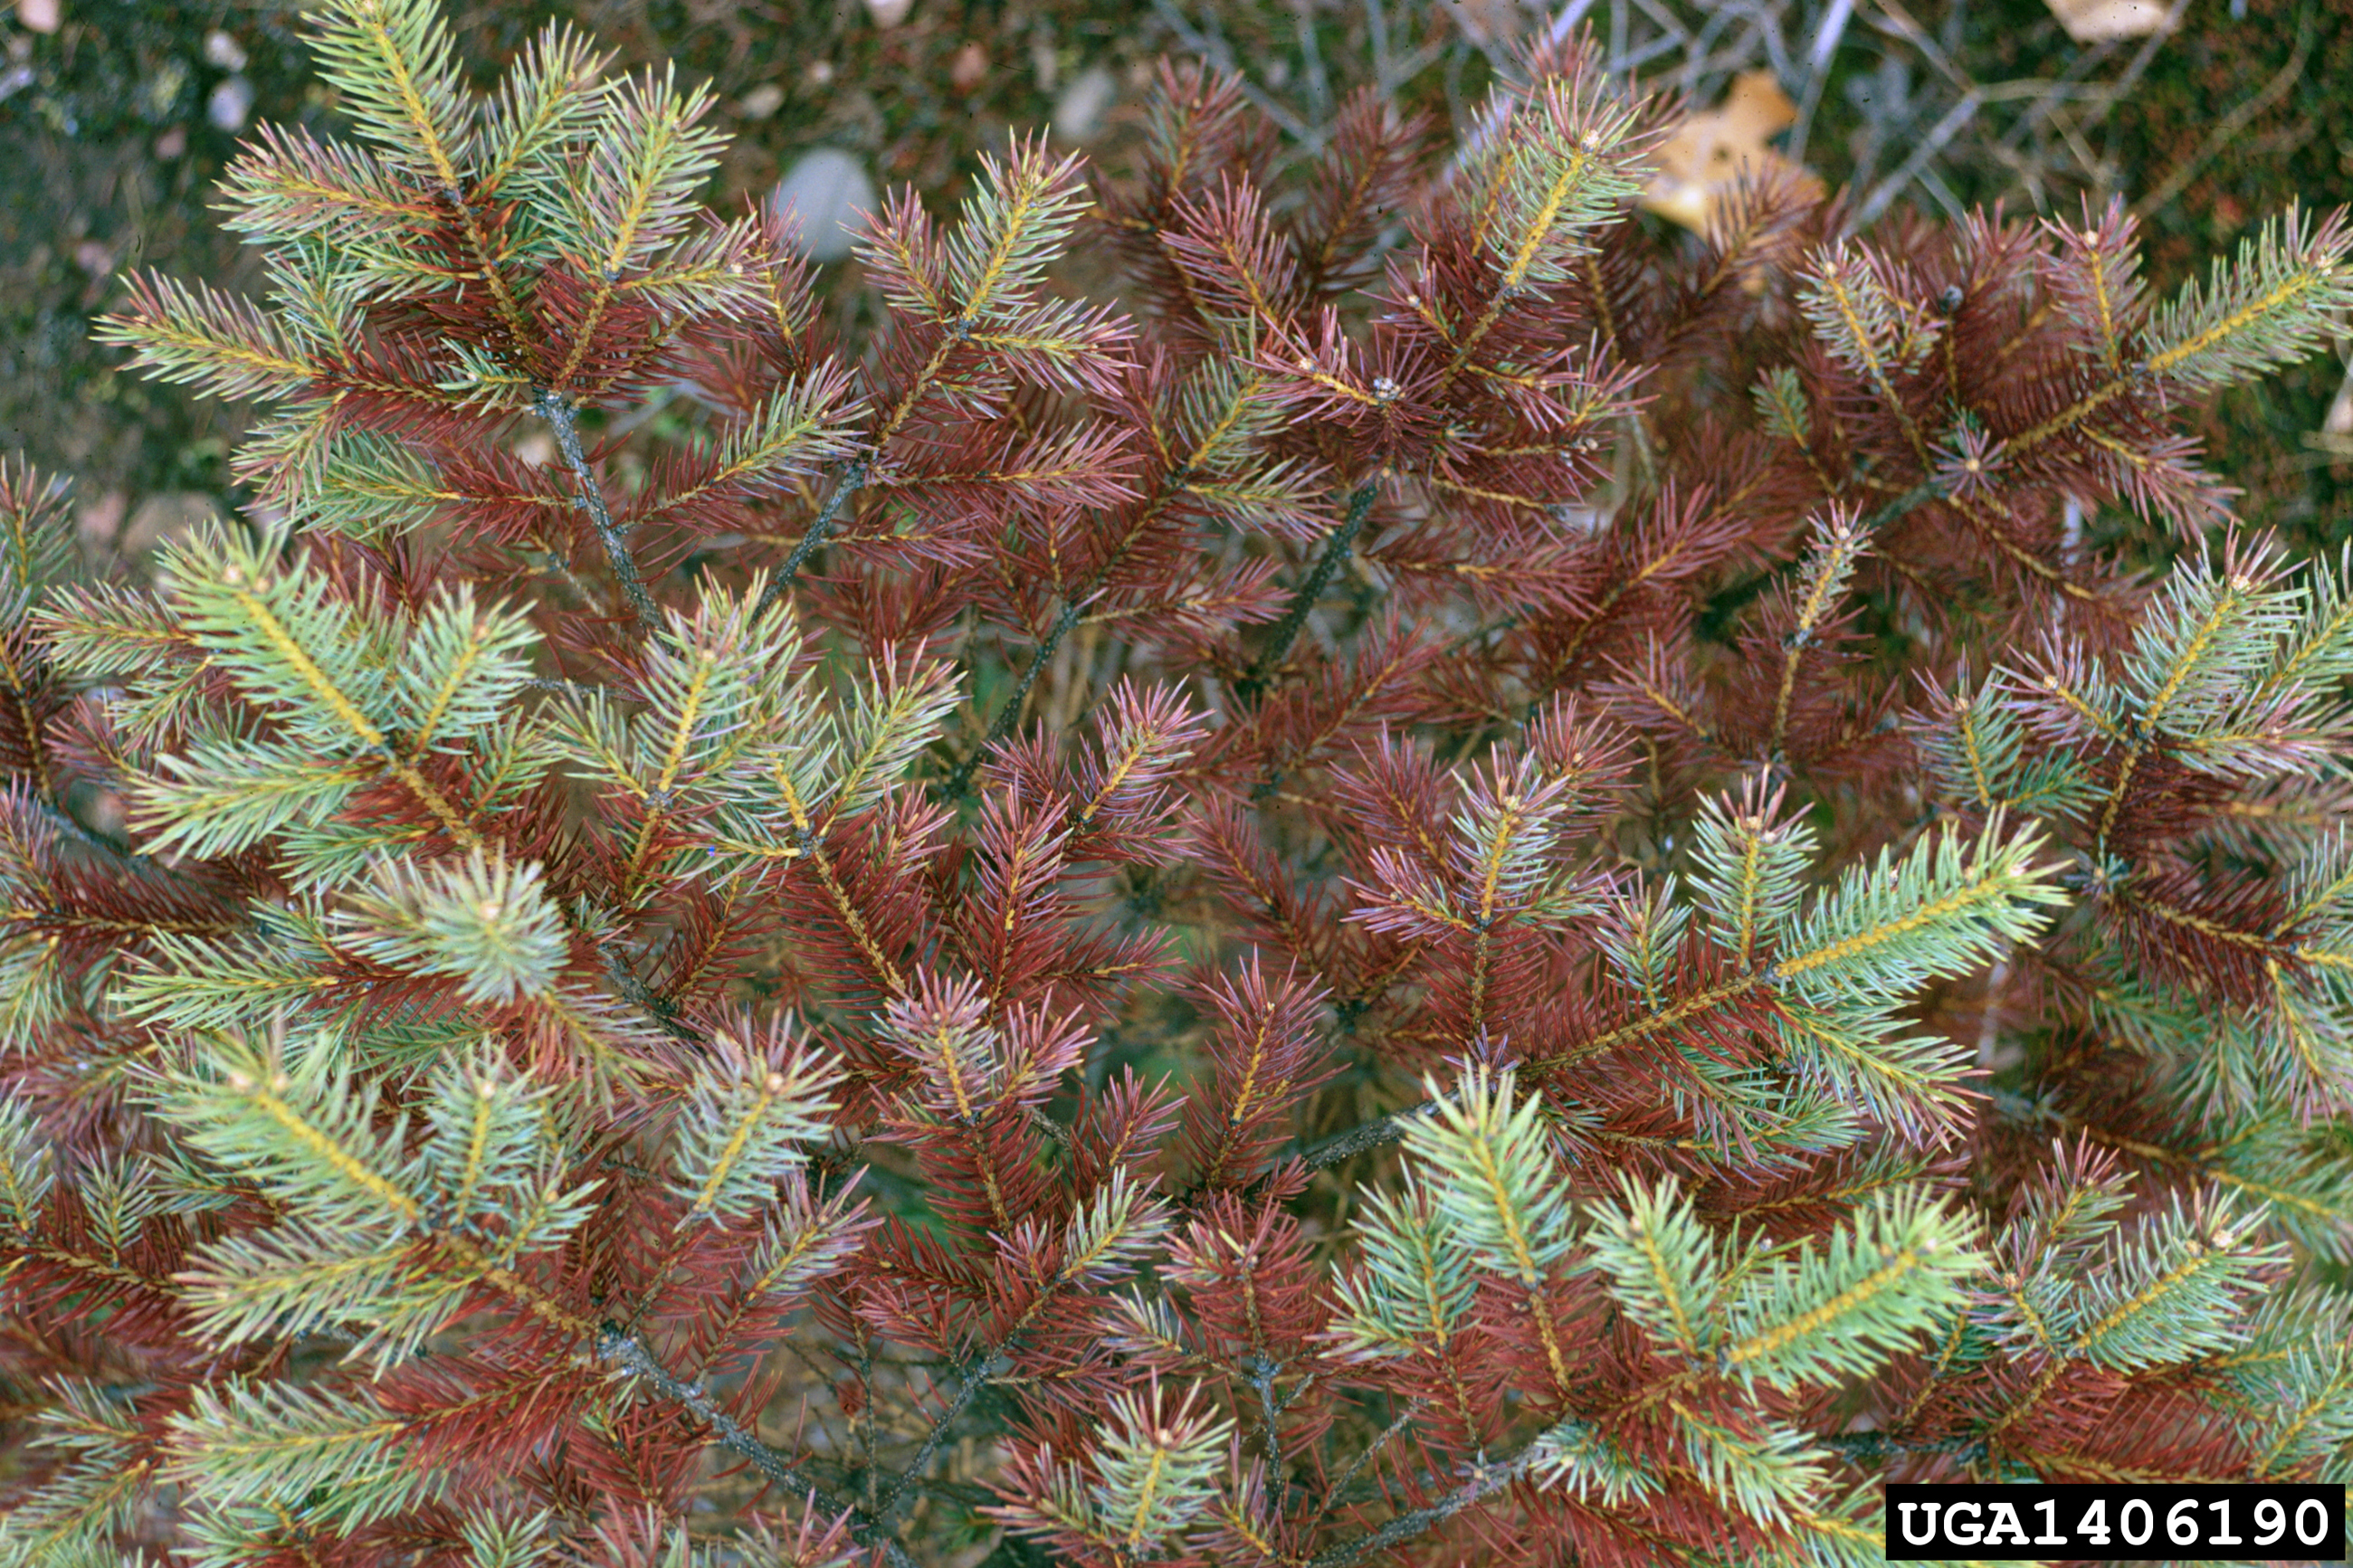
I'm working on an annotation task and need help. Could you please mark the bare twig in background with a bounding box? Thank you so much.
[1854,88,1977,225]
[2076,0,2196,137]
[1150,0,1318,144]
[1296,0,1332,128]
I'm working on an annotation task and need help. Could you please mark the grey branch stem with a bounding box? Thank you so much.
[535,389,668,645]
[752,457,872,622]
[872,1346,1013,1528]
[1302,1443,1539,1568]
[1857,476,1945,536]
[598,1329,919,1568]
[1297,1096,1443,1171]
[598,939,706,1049]
[1234,480,1380,707]
[941,598,1082,799]
[1309,1399,1425,1530]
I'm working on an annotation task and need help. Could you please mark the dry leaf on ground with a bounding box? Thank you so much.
[1641,70,1826,236]
[2043,0,2174,43]
[2312,356,2353,458]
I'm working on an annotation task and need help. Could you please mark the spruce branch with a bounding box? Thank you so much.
[0,1379,157,1564]
[938,449,1236,793]
[338,848,568,1003]
[879,1172,1170,1535]
[0,1095,55,1232]
[1767,508,1869,760]
[2003,203,2352,460]
[747,138,1119,630]
[1715,1185,1982,1392]
[638,373,866,526]
[548,65,729,385]
[26,6,2353,1558]
[95,272,321,404]
[308,0,470,183]
[1306,1400,1426,1530]
[671,1036,840,1224]
[600,939,708,1047]
[164,1382,438,1534]
[1798,242,1938,413]
[470,20,606,201]
[119,522,496,861]
[2143,202,2353,392]
[1439,61,1648,385]
[1328,1174,1473,1359]
[1853,476,1943,535]
[313,0,542,363]
[1586,1174,1723,1360]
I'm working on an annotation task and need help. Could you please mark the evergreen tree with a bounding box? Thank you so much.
[2,2,2350,1563]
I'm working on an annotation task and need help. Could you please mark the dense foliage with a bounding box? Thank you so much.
[4,1,2352,1563]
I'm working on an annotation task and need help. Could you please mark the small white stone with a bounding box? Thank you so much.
[773,148,876,264]
[207,74,252,132]
[738,81,785,120]
[1053,65,1116,145]
[863,0,913,25]
[203,29,247,71]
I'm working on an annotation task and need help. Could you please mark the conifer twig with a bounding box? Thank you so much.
[1296,1097,1443,1171]
[1816,1430,1986,1465]
[1308,1399,1425,1528]
[940,599,1081,799]
[1856,476,1943,535]
[1234,479,1380,706]
[872,1346,1013,1527]
[597,1329,919,1568]
[754,458,872,622]
[535,388,667,644]
[1300,1443,1538,1568]
[937,493,1167,794]
[872,1225,1119,1530]
[598,939,707,1048]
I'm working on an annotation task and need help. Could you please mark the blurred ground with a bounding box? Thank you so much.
[1,0,2346,566]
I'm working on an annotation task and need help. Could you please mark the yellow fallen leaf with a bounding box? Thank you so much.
[2310,356,2353,458]
[2043,0,2173,43]
[1640,71,1826,237]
